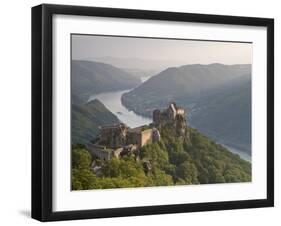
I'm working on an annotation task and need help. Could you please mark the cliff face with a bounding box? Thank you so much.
[175,114,187,137]
[159,114,189,141]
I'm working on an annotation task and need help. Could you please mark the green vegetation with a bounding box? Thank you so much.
[72,126,251,190]
[72,99,119,144]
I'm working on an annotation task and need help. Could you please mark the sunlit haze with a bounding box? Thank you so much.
[72,34,252,70]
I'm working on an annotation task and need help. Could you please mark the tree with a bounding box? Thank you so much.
[72,148,92,169]
[176,160,199,184]
[72,168,98,190]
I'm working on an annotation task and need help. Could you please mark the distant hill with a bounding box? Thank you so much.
[72,60,141,102]
[122,64,251,153]
[122,64,250,107]
[72,99,120,144]
[185,74,251,152]
[122,68,159,80]
[91,56,186,71]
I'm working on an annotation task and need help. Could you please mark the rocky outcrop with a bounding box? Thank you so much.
[153,102,188,138]
[89,103,188,161]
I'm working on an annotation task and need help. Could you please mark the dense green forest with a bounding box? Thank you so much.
[72,126,251,190]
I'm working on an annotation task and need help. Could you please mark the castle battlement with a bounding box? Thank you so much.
[153,102,186,124]
[153,102,187,137]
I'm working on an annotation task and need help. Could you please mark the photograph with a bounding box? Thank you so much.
[71,34,252,190]
[30,3,274,221]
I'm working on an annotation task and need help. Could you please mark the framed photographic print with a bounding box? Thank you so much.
[31,4,274,221]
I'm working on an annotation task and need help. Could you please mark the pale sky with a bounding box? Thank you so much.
[72,34,252,70]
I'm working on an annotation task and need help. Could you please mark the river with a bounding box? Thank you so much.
[88,89,152,128]
[88,89,251,162]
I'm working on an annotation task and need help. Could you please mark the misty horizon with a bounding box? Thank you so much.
[72,34,252,70]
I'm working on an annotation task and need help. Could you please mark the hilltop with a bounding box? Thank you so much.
[72,103,251,190]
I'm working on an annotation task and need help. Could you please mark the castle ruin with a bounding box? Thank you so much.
[88,102,186,161]
[153,102,187,137]
[88,123,160,160]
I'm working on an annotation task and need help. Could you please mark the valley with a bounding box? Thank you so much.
[121,63,252,155]
[71,60,252,160]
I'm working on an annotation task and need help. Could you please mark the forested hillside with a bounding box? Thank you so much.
[72,99,119,144]
[72,125,251,190]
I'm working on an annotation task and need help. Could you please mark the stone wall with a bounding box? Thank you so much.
[99,124,128,148]
[87,143,112,161]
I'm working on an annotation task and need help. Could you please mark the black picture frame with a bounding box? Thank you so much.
[32,3,274,222]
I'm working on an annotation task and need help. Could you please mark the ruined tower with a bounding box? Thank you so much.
[152,102,188,137]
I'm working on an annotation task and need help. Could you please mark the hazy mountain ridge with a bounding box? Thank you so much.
[90,56,187,71]
[121,63,251,153]
[186,74,251,152]
[72,60,141,102]
[122,68,159,80]
[123,63,251,100]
